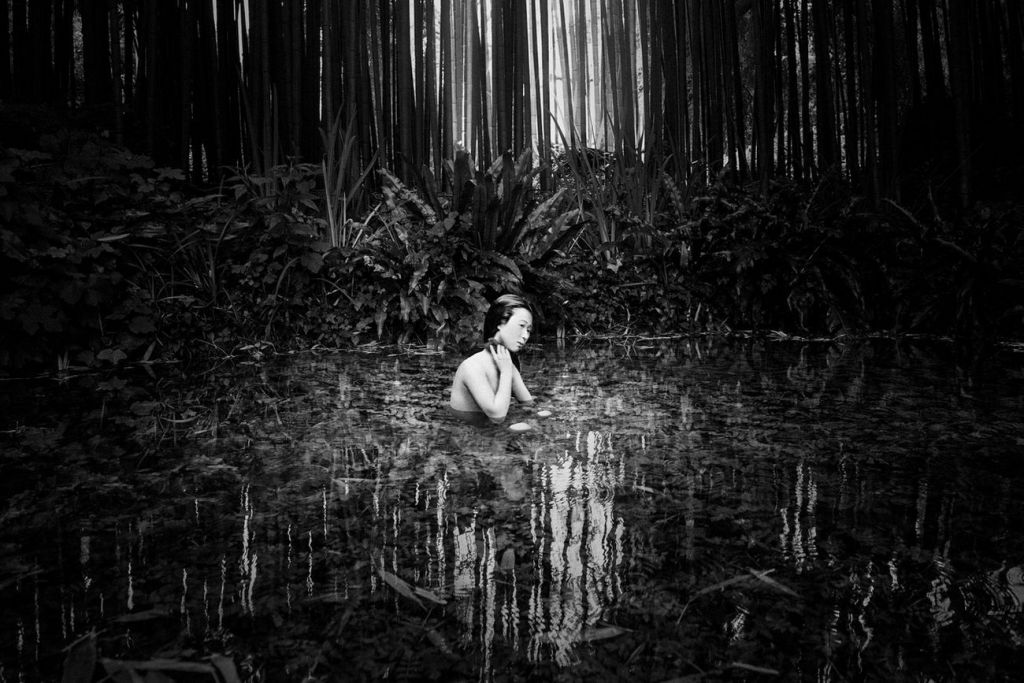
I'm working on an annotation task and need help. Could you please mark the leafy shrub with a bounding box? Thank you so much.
[652,176,888,335]
[3,106,1020,377]
[0,139,182,372]
[886,199,1024,339]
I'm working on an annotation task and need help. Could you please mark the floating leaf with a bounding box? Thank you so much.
[730,661,781,675]
[114,608,172,623]
[499,547,516,573]
[580,625,632,642]
[692,571,768,599]
[413,585,447,606]
[377,568,422,607]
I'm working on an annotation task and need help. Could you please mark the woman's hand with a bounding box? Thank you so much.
[488,343,515,374]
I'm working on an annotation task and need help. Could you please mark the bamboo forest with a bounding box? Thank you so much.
[2,1,1024,682]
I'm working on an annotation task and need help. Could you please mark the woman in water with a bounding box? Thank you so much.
[449,294,534,422]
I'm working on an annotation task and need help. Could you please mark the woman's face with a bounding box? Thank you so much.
[496,308,533,352]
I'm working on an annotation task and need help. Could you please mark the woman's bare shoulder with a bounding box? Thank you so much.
[463,348,492,365]
[454,349,486,374]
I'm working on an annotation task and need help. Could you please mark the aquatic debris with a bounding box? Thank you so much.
[747,567,799,597]
[425,627,458,658]
[580,624,633,642]
[377,566,447,608]
[508,422,532,432]
[61,631,241,683]
[677,568,800,622]
[499,547,516,572]
[729,661,781,675]
[99,657,240,682]
[113,607,173,623]
[61,632,96,683]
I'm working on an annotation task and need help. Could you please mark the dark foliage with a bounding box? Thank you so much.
[1,108,1022,376]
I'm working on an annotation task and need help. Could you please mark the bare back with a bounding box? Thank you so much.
[449,350,499,412]
[449,348,532,420]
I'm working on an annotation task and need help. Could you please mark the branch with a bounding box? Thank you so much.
[884,199,976,265]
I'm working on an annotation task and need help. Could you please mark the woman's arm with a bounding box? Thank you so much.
[511,365,533,404]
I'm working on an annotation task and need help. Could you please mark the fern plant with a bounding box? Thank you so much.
[380,151,580,267]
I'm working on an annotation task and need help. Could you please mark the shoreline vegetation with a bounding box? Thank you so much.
[2,106,1022,377]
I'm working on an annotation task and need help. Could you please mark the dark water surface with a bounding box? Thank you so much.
[2,340,1024,681]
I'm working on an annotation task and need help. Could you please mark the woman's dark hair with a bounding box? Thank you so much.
[482,294,532,369]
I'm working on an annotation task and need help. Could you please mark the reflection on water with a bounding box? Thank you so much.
[2,340,1024,680]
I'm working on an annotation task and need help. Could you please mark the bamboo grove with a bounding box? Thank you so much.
[3,0,1023,206]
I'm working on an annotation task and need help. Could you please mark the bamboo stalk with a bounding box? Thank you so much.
[441,0,454,167]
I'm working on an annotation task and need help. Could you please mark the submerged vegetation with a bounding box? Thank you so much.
[2,107,1022,376]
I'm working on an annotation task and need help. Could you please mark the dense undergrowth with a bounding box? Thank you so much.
[2,106,1022,375]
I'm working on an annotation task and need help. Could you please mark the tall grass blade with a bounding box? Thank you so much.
[321,109,379,248]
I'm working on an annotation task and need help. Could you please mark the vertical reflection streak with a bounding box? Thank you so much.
[685,473,696,562]
[180,568,190,635]
[857,563,876,671]
[915,477,929,545]
[322,487,328,540]
[807,470,819,565]
[34,581,40,662]
[480,527,496,681]
[239,484,256,614]
[506,564,520,650]
[794,463,806,572]
[548,456,568,664]
[127,560,134,612]
[454,524,476,637]
[218,555,226,633]
[306,530,314,597]
[436,472,449,598]
[247,550,258,615]
[202,580,210,636]
[529,487,545,663]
